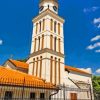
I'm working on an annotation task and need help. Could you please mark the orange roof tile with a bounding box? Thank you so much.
[0,66,55,89]
[65,66,91,75]
[9,59,28,69]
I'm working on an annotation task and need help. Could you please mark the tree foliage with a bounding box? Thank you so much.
[92,75,100,99]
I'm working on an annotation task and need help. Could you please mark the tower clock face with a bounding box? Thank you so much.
[39,6,44,12]
[53,6,57,12]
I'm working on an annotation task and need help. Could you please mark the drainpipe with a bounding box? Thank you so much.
[49,86,60,100]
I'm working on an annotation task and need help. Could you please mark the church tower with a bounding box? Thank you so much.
[27,0,65,85]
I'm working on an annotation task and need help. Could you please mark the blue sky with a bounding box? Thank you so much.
[0,0,100,75]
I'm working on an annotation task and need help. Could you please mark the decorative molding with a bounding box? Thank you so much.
[32,9,65,23]
[30,48,64,58]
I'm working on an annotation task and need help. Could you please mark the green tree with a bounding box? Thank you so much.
[92,76,100,99]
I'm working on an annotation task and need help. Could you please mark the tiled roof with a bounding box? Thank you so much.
[65,66,91,75]
[9,59,28,69]
[0,66,55,89]
[6,59,91,75]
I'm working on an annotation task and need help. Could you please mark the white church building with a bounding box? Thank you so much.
[0,0,94,100]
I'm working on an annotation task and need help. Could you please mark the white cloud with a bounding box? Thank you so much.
[0,39,3,45]
[97,24,100,28]
[86,68,92,73]
[92,7,100,12]
[83,7,99,13]
[95,49,100,53]
[91,35,100,42]
[87,42,100,50]
[80,68,92,74]
[96,69,100,74]
[93,18,100,28]
[93,18,100,24]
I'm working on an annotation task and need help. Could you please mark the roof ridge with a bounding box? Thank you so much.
[8,59,28,69]
[9,59,28,64]
[65,65,91,75]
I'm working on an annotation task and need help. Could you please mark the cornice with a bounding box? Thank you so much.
[30,48,64,58]
[32,9,65,23]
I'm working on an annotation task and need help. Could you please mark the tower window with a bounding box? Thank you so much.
[53,6,57,12]
[58,23,60,35]
[34,38,37,52]
[36,23,38,34]
[58,59,61,84]
[54,57,57,84]
[30,92,35,99]
[50,35,53,50]
[58,38,61,52]
[43,19,45,31]
[39,21,41,32]
[4,91,13,100]
[36,57,39,76]
[48,5,50,9]
[38,36,40,50]
[54,37,57,51]
[42,34,44,49]
[50,19,53,31]
[32,58,35,75]
[54,21,57,33]
[40,56,42,78]
[39,6,44,12]
[50,56,53,83]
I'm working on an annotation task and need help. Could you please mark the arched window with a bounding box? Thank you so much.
[43,19,45,31]
[34,38,37,52]
[36,57,39,76]
[32,58,35,75]
[58,38,61,52]
[54,57,57,84]
[38,36,40,50]
[58,59,61,84]
[54,21,57,33]
[40,56,42,78]
[36,23,38,34]
[41,34,44,49]
[51,19,53,31]
[58,23,60,35]
[50,56,53,83]
[50,35,53,50]
[39,21,41,32]
[54,37,57,51]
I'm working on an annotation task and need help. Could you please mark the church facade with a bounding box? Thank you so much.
[0,0,94,100]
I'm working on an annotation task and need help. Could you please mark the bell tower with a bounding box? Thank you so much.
[27,0,65,85]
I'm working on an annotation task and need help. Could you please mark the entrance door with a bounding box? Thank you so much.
[70,93,77,100]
